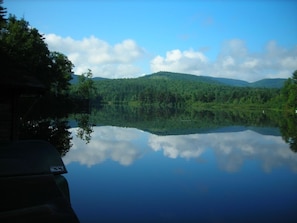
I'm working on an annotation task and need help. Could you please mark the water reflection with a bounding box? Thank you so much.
[11,104,297,222]
[19,119,72,156]
[63,125,297,223]
[63,126,297,173]
[63,126,148,167]
[149,129,297,173]
[16,104,297,156]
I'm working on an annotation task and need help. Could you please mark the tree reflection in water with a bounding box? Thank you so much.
[17,95,94,156]
[279,112,297,153]
[73,113,93,144]
[19,119,72,157]
[82,105,297,153]
[18,104,297,156]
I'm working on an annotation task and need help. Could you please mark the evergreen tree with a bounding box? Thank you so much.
[281,70,297,110]
[0,0,7,27]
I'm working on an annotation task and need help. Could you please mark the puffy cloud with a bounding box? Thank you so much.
[44,34,146,78]
[151,49,208,75]
[151,39,297,82]
[44,33,296,81]
[221,56,235,68]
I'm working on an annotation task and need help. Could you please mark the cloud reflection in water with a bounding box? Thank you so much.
[63,126,297,173]
[149,130,297,173]
[63,126,147,167]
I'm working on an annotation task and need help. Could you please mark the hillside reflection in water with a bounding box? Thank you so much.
[63,126,297,223]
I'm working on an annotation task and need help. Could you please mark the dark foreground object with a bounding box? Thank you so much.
[0,140,80,223]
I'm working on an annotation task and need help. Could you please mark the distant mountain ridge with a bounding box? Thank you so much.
[71,71,286,88]
[141,71,286,88]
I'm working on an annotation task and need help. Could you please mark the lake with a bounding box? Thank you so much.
[10,105,297,222]
[62,115,297,223]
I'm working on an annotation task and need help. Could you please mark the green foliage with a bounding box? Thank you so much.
[93,76,280,108]
[71,69,97,100]
[1,16,50,82]
[0,12,73,96]
[281,70,297,110]
[0,0,7,27]
[250,78,286,88]
[49,51,74,95]
[144,71,286,88]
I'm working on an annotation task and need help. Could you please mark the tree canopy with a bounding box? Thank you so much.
[0,2,73,96]
[90,76,280,109]
[0,0,6,26]
[281,70,297,110]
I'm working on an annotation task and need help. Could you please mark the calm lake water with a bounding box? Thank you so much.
[63,125,297,223]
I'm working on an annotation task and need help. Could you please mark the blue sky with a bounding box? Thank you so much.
[4,0,297,81]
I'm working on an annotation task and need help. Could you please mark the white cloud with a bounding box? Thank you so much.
[151,49,208,75]
[241,58,259,69]
[150,39,297,82]
[44,34,296,81]
[221,56,235,68]
[44,34,146,78]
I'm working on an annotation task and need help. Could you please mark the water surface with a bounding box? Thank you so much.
[63,125,297,223]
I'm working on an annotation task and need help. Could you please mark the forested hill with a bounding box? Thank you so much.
[140,71,286,88]
[80,71,284,107]
[72,71,285,88]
